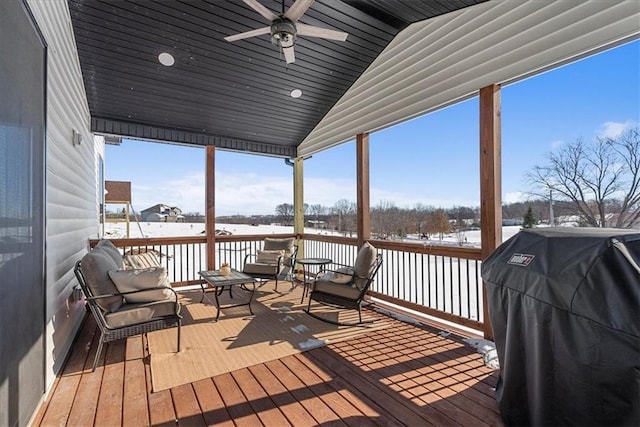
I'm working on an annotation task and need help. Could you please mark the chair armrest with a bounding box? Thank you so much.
[243,253,283,266]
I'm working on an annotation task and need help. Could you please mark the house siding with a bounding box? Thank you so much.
[27,0,99,395]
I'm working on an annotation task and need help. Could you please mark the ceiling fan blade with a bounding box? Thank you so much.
[284,0,314,22]
[242,0,279,21]
[283,46,295,64]
[224,26,271,42]
[296,23,348,41]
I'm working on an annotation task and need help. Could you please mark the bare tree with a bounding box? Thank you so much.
[332,199,356,234]
[415,203,434,238]
[309,204,325,228]
[432,209,451,240]
[275,203,294,225]
[527,128,640,228]
[609,128,640,227]
[371,200,397,239]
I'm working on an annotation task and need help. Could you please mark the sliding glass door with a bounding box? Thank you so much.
[0,1,46,426]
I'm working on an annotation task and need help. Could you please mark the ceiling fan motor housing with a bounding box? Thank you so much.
[271,18,296,48]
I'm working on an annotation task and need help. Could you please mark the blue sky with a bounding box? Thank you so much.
[105,40,639,216]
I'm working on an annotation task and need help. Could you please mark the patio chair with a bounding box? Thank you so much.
[74,240,182,371]
[305,242,383,326]
[242,237,298,291]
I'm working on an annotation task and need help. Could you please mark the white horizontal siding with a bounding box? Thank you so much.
[298,0,640,157]
[27,0,99,388]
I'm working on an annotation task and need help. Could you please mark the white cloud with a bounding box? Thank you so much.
[597,120,636,139]
[216,172,292,216]
[131,173,206,214]
[305,177,356,206]
[132,172,303,216]
[130,169,486,217]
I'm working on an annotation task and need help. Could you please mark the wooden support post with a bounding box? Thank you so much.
[206,146,216,270]
[479,84,502,340]
[293,157,304,259]
[356,133,371,249]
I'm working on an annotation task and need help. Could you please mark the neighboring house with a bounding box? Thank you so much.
[141,204,184,222]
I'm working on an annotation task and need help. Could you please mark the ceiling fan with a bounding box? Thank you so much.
[224,0,349,64]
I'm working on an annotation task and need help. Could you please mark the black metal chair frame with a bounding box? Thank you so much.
[74,260,182,371]
[243,244,298,291]
[305,254,383,326]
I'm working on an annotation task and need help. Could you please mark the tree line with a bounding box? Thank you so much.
[217,128,640,233]
[275,127,640,233]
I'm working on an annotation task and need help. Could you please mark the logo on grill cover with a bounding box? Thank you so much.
[507,253,535,266]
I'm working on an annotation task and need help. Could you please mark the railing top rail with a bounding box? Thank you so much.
[90,236,206,247]
[216,233,296,243]
[301,234,482,260]
[301,234,358,245]
[369,239,483,260]
[91,233,297,247]
[92,234,482,260]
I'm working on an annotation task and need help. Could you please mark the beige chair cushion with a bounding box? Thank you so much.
[264,237,295,266]
[81,248,124,313]
[313,279,361,300]
[103,299,179,328]
[263,237,294,252]
[108,267,173,303]
[243,263,279,276]
[256,249,284,264]
[353,242,377,289]
[95,239,124,269]
[124,251,162,269]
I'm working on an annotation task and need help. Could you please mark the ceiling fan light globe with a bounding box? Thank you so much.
[271,19,297,46]
[280,36,295,48]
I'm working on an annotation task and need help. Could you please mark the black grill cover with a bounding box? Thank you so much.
[482,227,640,426]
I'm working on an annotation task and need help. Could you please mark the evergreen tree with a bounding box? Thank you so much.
[522,205,536,228]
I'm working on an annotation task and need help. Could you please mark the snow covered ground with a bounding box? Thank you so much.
[103,221,524,245]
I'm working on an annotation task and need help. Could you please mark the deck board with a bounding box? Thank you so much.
[265,358,344,425]
[171,383,207,426]
[248,364,324,426]
[213,372,263,426]
[231,368,292,426]
[123,336,150,425]
[300,351,426,427]
[144,335,176,427]
[34,306,502,426]
[192,378,235,427]
[289,354,386,424]
[96,340,125,426]
[37,319,95,426]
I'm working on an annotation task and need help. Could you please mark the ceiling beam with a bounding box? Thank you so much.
[91,117,297,158]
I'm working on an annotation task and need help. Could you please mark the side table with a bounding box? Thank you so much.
[296,257,332,303]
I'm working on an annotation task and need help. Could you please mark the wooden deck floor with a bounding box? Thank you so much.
[33,308,502,426]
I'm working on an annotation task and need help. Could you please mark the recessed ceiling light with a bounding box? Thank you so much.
[158,52,175,66]
[290,89,302,98]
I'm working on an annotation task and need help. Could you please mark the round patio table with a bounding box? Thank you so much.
[296,257,332,303]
